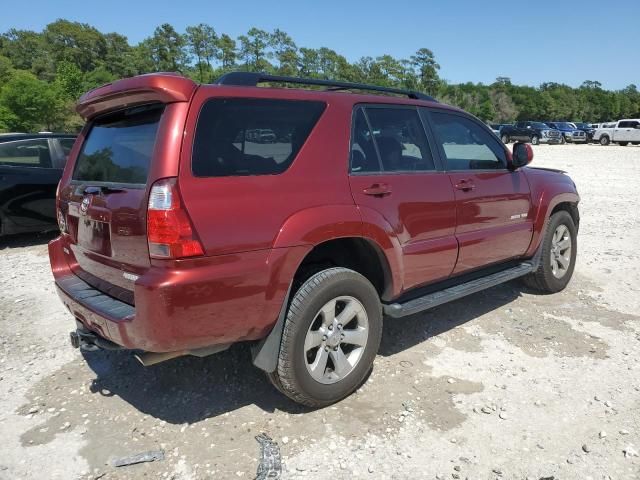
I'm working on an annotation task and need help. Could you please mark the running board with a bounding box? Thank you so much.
[383,262,534,318]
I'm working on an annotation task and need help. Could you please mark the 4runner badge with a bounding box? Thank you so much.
[80,196,91,215]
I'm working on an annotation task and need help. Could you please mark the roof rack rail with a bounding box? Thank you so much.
[213,72,437,102]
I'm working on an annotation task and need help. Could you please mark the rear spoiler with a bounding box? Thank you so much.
[76,73,197,119]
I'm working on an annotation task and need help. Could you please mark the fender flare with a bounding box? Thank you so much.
[526,190,579,257]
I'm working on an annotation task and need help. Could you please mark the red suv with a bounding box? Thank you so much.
[49,72,579,406]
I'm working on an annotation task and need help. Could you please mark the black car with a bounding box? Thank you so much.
[573,122,596,142]
[500,121,562,145]
[0,133,76,237]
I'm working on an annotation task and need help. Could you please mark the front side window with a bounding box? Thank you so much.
[429,111,507,171]
[350,106,435,173]
[0,139,51,168]
[192,98,326,177]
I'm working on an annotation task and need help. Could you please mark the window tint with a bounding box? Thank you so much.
[430,111,507,170]
[73,105,163,184]
[0,139,51,168]
[350,107,435,173]
[366,108,435,172]
[192,98,325,177]
[59,138,76,157]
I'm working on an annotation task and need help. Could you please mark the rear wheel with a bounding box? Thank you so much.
[600,135,610,146]
[268,267,382,407]
[632,142,639,145]
[531,135,540,145]
[618,142,628,146]
[523,211,577,293]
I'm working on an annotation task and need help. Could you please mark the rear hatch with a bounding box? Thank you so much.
[58,74,196,302]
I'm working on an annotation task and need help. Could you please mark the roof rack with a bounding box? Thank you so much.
[214,72,437,102]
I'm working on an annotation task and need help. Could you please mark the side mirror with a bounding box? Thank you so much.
[510,142,533,169]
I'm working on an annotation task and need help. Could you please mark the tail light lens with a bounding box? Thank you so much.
[147,178,204,259]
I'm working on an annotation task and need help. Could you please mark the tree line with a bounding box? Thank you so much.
[0,19,638,132]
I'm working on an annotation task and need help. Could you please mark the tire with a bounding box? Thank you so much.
[618,142,628,146]
[531,135,540,145]
[267,267,383,407]
[560,135,566,144]
[632,142,639,145]
[600,135,610,146]
[523,210,577,294]
[501,134,510,144]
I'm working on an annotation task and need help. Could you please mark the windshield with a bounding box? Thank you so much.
[73,105,163,185]
[554,122,575,130]
[574,123,590,129]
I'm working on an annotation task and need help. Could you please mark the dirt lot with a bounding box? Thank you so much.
[1,144,639,480]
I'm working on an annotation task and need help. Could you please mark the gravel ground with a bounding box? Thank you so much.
[1,143,639,480]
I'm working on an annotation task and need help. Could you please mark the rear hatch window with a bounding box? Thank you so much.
[73,105,164,186]
[192,98,325,177]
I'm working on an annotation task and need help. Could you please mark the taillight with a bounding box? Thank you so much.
[147,178,204,259]
[57,208,67,234]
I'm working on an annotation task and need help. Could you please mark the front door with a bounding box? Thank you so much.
[348,106,458,292]
[427,110,533,274]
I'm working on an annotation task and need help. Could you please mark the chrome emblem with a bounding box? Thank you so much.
[80,196,91,215]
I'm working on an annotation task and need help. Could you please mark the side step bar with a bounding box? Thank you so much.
[383,261,534,318]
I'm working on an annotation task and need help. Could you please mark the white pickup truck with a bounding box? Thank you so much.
[593,119,640,146]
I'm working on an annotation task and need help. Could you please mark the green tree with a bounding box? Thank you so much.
[270,29,297,76]
[140,24,188,72]
[237,28,271,71]
[185,24,218,82]
[216,34,237,70]
[410,48,440,95]
[43,20,107,73]
[0,70,65,130]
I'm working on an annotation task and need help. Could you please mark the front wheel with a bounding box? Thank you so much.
[600,136,610,146]
[268,268,382,407]
[501,134,510,144]
[523,210,577,293]
[560,135,566,144]
[531,135,540,145]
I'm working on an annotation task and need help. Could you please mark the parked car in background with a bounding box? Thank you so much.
[50,72,580,406]
[488,123,509,137]
[573,122,596,142]
[545,122,587,144]
[592,119,640,146]
[500,121,562,145]
[0,133,76,237]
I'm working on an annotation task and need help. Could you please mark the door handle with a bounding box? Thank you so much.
[363,183,391,197]
[454,179,475,192]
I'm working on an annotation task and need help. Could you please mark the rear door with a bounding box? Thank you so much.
[59,105,166,294]
[0,138,61,230]
[426,109,533,274]
[348,105,458,292]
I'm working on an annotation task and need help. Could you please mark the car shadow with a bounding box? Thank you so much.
[81,281,523,424]
[0,230,58,250]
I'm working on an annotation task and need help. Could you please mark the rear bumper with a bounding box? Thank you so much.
[49,236,299,353]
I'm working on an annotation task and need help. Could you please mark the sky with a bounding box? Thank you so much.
[1,0,638,90]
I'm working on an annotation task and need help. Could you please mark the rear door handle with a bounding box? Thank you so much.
[454,179,475,192]
[363,183,391,197]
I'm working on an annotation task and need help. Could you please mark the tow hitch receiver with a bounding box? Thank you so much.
[69,326,122,352]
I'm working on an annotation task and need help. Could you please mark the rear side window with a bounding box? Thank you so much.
[73,105,163,185]
[192,98,326,177]
[430,111,507,170]
[0,139,51,168]
[350,106,435,173]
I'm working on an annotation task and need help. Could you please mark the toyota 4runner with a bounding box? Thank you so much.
[49,72,580,406]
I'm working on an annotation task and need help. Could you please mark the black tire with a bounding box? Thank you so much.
[523,211,577,294]
[267,267,382,407]
[632,142,639,145]
[531,135,539,145]
[618,142,628,146]
[600,135,610,146]
[560,135,566,144]
[501,134,510,144]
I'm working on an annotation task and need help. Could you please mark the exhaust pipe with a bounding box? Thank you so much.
[134,344,231,367]
[134,351,188,366]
